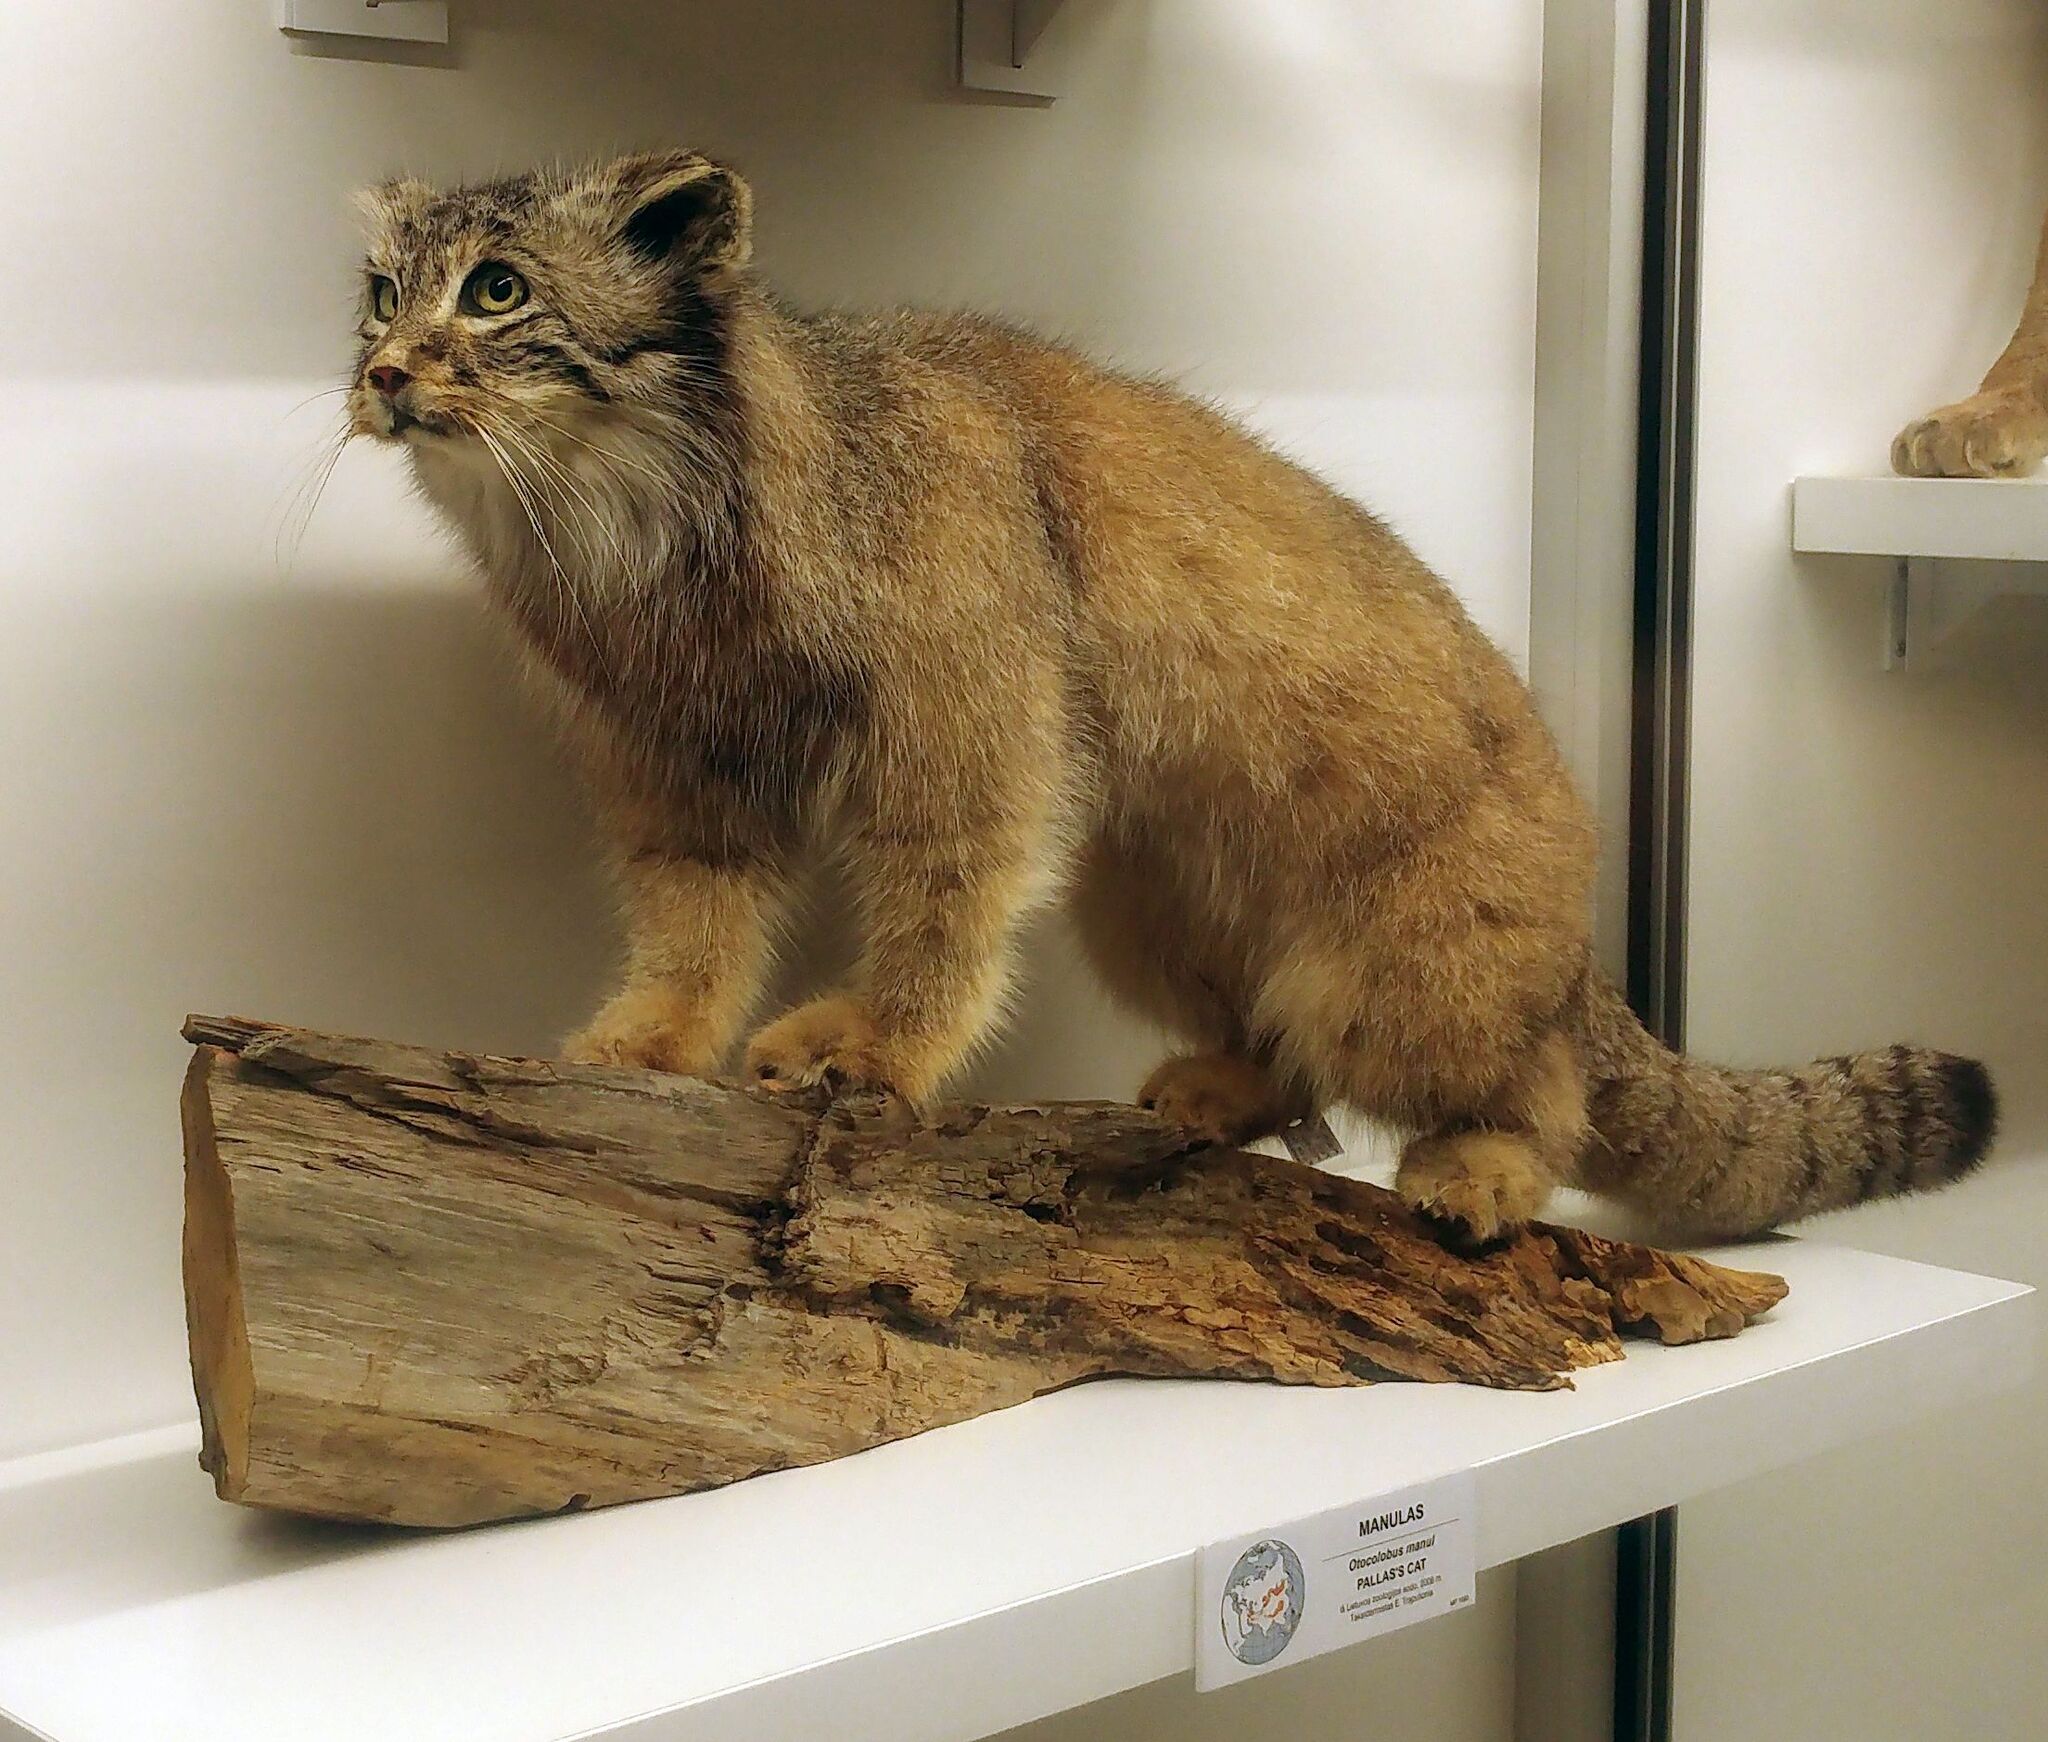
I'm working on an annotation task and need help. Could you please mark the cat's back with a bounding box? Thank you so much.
[788,305,1525,750]
[773,303,1569,869]
[808,309,1449,608]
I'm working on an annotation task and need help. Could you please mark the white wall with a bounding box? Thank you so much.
[1677,4,2048,1736]
[0,4,1542,1738]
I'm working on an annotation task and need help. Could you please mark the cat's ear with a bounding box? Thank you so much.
[603,152,753,278]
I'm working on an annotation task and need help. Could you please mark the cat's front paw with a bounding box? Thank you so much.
[745,995,925,1100]
[1892,389,2048,478]
[562,985,722,1076]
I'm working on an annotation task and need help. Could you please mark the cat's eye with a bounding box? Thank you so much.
[369,275,400,323]
[463,264,530,317]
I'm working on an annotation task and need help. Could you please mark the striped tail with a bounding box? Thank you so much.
[1576,978,1997,1240]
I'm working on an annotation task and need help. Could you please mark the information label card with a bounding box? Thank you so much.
[1194,1473,1478,1691]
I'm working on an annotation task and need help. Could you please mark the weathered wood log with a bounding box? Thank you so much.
[181,1015,1788,1529]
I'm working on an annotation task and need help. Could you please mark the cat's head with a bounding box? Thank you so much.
[347,151,752,451]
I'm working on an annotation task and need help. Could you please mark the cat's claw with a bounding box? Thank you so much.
[563,986,720,1076]
[745,995,924,1100]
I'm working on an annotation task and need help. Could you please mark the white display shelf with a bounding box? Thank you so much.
[1792,473,2048,562]
[1791,475,2048,666]
[0,1239,2032,1742]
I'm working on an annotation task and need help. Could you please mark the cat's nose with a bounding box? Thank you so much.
[367,364,411,397]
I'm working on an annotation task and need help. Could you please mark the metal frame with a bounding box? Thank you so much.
[1613,1510,1680,1742]
[1627,0,1703,1051]
[1615,1,1707,1738]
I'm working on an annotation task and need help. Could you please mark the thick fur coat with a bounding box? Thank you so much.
[348,152,1996,1240]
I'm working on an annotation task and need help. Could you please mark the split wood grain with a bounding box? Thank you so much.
[181,1015,1788,1528]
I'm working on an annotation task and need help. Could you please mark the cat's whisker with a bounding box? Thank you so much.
[283,384,354,420]
[483,418,594,572]
[521,441,634,593]
[475,424,565,583]
[490,415,632,580]
[270,423,353,577]
[517,408,673,488]
[474,421,615,687]
[488,441,593,653]
[489,400,688,574]
[271,423,342,523]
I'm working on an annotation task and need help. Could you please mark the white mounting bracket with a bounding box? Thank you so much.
[1883,555,2048,671]
[957,0,1066,99]
[1789,476,2048,670]
[277,0,448,45]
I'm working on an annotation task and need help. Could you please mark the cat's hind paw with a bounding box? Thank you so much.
[1892,388,2048,478]
[1138,1051,1303,1147]
[1395,1130,1552,1245]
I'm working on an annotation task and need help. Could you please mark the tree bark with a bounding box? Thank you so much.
[181,1015,1788,1529]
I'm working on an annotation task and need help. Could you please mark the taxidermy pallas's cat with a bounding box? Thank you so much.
[348,152,1995,1241]
[1895,203,2048,477]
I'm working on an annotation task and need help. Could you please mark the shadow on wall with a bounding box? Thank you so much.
[0,549,607,1455]
[67,573,1165,1101]
[4,581,613,1065]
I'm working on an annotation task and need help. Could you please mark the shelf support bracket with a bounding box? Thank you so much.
[276,0,448,44]
[957,0,1065,99]
[1884,554,2048,671]
[1883,557,1916,670]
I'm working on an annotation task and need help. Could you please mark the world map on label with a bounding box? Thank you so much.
[1218,1538,1307,1666]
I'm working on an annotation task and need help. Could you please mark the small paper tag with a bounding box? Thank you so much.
[1280,1115,1344,1167]
[1195,1474,1477,1690]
